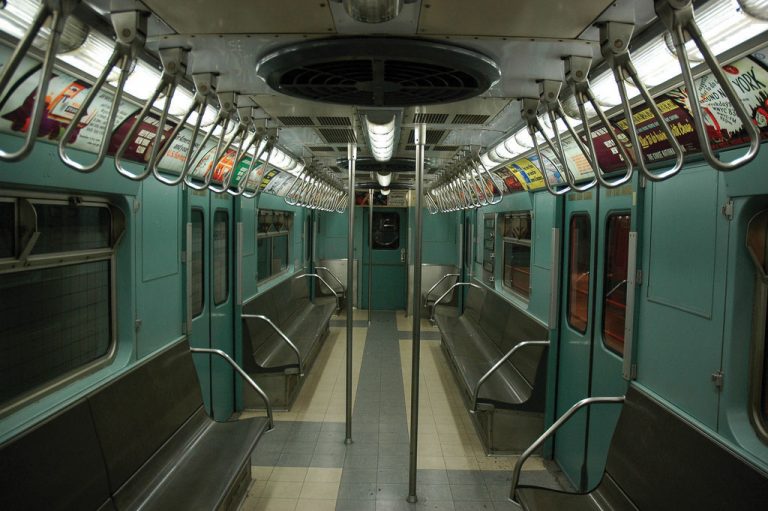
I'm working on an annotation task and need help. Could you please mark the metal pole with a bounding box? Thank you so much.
[345,142,356,445]
[407,123,426,503]
[368,188,373,325]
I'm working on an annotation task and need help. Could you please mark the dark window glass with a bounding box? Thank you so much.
[567,214,591,333]
[31,203,111,254]
[191,209,204,317]
[213,210,229,305]
[372,212,400,250]
[502,212,532,298]
[463,217,472,270]
[0,202,13,258]
[257,236,271,281]
[602,213,631,355]
[273,234,289,274]
[0,261,111,405]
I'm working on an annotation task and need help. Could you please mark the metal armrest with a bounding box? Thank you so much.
[190,347,274,430]
[430,282,481,322]
[242,314,304,376]
[314,266,346,297]
[423,273,460,307]
[297,273,340,313]
[470,340,550,413]
[509,395,625,503]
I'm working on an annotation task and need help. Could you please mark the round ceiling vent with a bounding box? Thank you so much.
[256,38,500,107]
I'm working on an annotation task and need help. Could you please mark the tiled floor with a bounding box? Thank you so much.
[241,309,556,511]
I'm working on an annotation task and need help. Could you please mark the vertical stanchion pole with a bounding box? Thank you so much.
[368,188,373,325]
[407,123,426,503]
[345,142,356,445]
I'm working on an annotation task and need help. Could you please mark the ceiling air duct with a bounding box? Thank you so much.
[334,0,418,23]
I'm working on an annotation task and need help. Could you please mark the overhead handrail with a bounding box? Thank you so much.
[314,266,346,296]
[296,273,340,312]
[522,98,572,196]
[151,73,216,186]
[425,192,438,214]
[284,169,305,205]
[229,132,268,197]
[189,347,274,429]
[474,154,503,204]
[470,340,550,413]
[509,395,625,502]
[59,10,144,172]
[600,22,684,182]
[242,314,303,376]
[565,56,634,188]
[539,80,598,192]
[114,47,187,181]
[184,94,235,190]
[0,0,79,162]
[335,193,348,213]
[457,172,480,208]
[467,162,489,206]
[424,273,460,307]
[430,281,482,322]
[656,0,760,171]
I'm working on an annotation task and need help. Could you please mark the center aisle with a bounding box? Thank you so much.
[241,310,554,511]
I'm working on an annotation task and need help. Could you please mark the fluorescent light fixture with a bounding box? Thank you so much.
[58,31,117,81]
[590,72,631,107]
[366,115,396,162]
[120,61,162,101]
[739,0,768,21]
[381,188,391,196]
[155,86,195,117]
[479,152,497,170]
[0,0,89,53]
[376,171,392,187]
[503,133,530,154]
[193,105,221,131]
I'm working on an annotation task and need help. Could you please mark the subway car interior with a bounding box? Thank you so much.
[3,0,768,509]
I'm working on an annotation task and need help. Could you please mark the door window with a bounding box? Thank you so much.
[602,213,631,355]
[213,210,229,305]
[567,214,591,333]
[191,209,204,317]
[371,211,400,250]
[502,211,532,298]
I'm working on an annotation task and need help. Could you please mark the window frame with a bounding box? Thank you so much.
[256,209,293,284]
[213,209,230,306]
[0,191,122,418]
[190,208,205,318]
[501,210,533,300]
[746,209,768,444]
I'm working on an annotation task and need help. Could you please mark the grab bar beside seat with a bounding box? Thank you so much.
[59,10,145,173]
[430,281,482,322]
[242,314,304,376]
[314,266,346,297]
[296,273,340,313]
[470,340,550,413]
[508,395,625,503]
[423,273,460,308]
[656,0,760,172]
[190,346,274,429]
[0,0,79,162]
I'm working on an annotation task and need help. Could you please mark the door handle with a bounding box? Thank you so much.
[400,248,406,263]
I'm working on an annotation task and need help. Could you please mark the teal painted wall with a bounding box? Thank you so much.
[410,207,460,265]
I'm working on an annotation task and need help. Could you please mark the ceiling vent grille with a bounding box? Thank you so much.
[319,128,357,144]
[309,146,337,152]
[257,38,500,107]
[452,114,490,125]
[317,116,352,126]
[407,129,445,145]
[413,113,449,124]
[278,116,314,126]
[432,145,460,152]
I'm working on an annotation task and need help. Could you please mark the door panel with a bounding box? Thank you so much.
[362,208,407,310]
[187,191,235,421]
[554,182,635,490]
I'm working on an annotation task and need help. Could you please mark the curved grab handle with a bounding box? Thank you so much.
[657,0,760,171]
[208,124,246,193]
[242,138,272,199]
[474,156,503,204]
[283,167,305,205]
[424,273,460,306]
[430,281,481,322]
[522,98,571,196]
[229,134,268,197]
[59,11,145,173]
[601,22,684,182]
[467,163,489,206]
[539,80,597,192]
[151,73,215,186]
[0,1,75,162]
[184,112,231,190]
[565,56,634,188]
[242,314,304,376]
[59,52,133,172]
[425,192,438,214]
[335,193,348,213]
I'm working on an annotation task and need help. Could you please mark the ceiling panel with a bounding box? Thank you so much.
[142,0,336,34]
[418,0,614,39]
